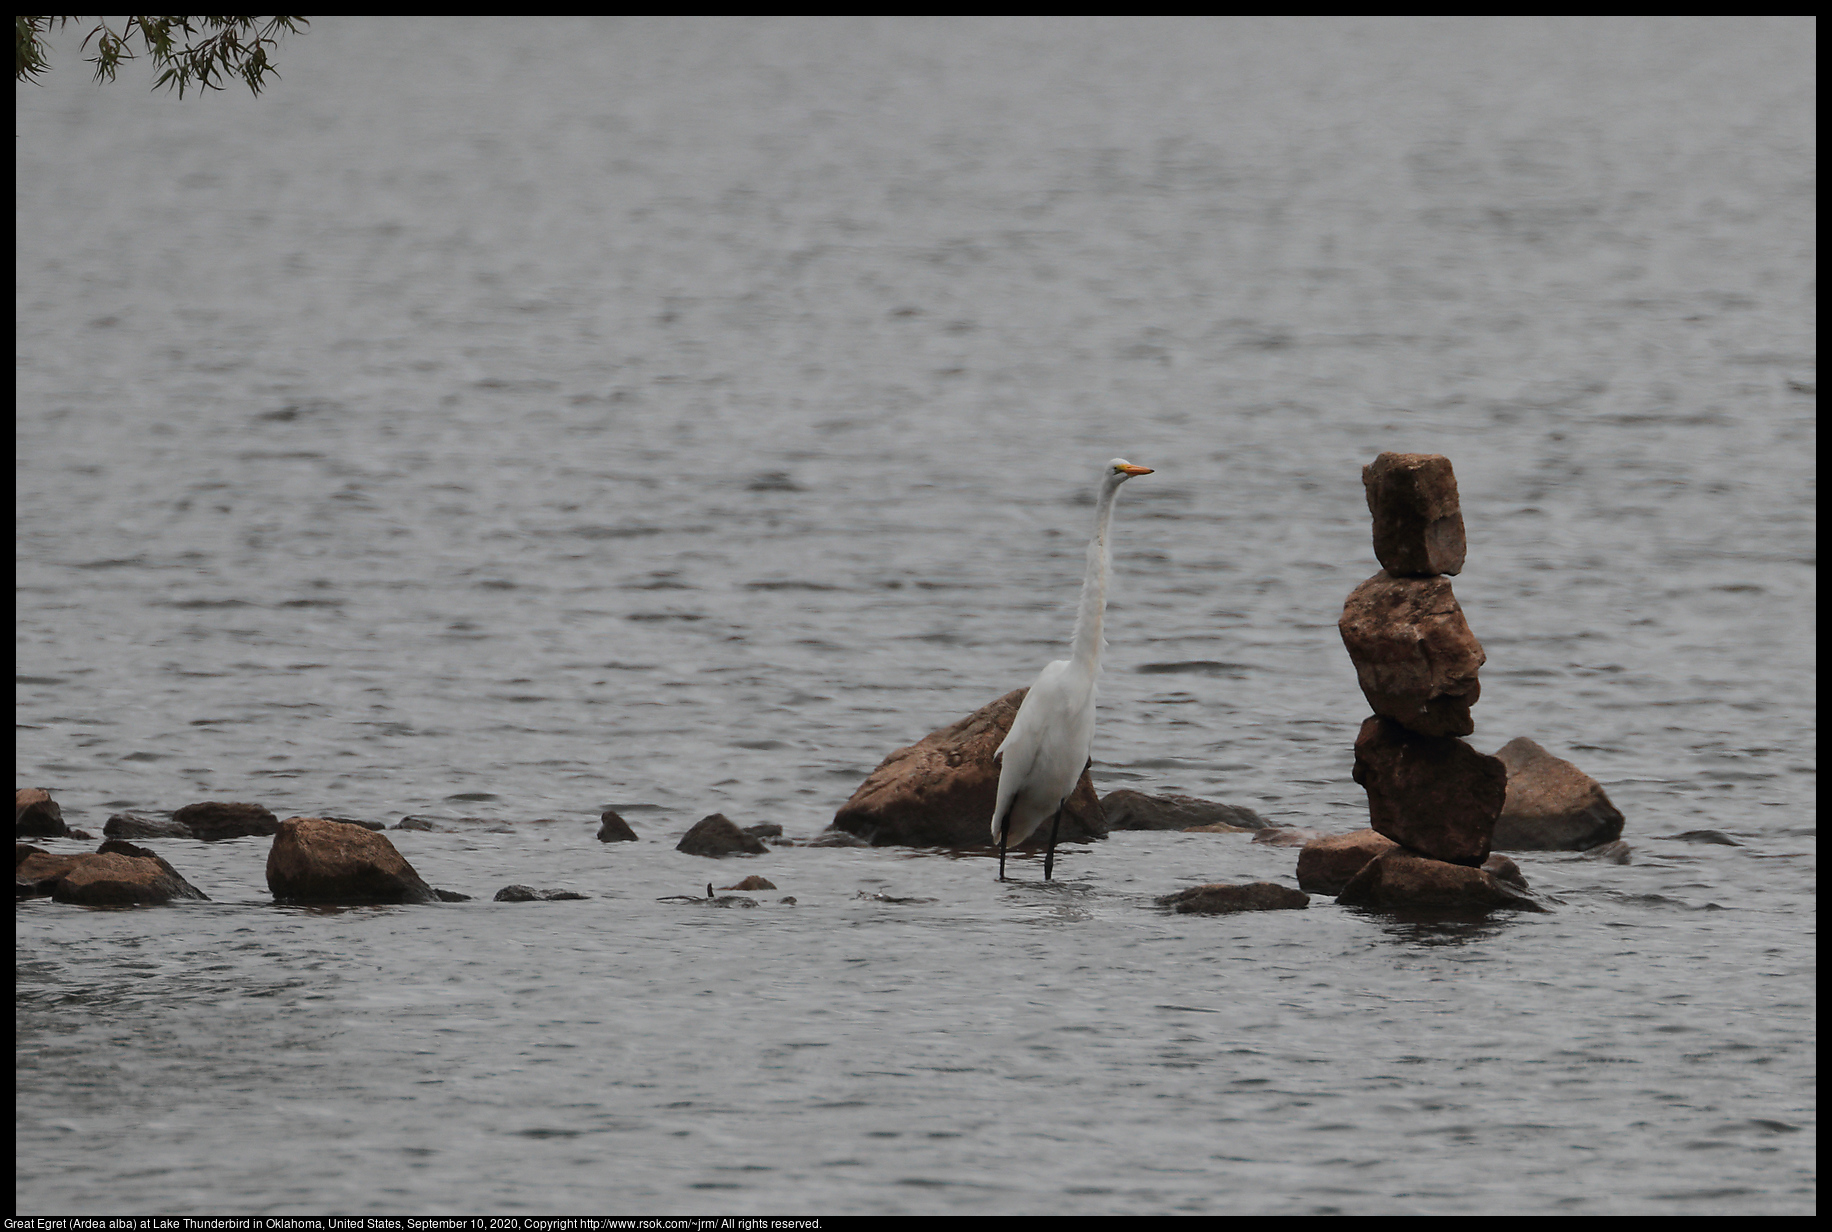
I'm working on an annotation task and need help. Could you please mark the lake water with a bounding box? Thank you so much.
[15,16,1815,1215]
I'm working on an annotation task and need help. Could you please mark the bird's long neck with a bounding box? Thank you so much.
[1068,478,1124,672]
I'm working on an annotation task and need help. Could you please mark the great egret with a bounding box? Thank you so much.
[991,458,1153,880]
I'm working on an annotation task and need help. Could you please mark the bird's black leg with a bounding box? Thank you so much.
[998,812,1010,881]
[1044,808,1063,881]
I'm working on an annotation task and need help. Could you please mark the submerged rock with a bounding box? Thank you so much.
[1490,737,1626,851]
[658,885,758,907]
[828,688,1105,848]
[1251,826,1322,846]
[720,875,777,891]
[677,813,769,857]
[1156,882,1310,913]
[16,788,68,838]
[1362,452,1466,577]
[1101,789,1270,832]
[174,800,280,842]
[266,816,439,905]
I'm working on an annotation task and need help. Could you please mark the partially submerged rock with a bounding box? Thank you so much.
[266,816,439,905]
[1251,826,1322,846]
[1296,828,1400,895]
[720,875,777,891]
[597,809,639,842]
[1156,882,1310,914]
[1101,789,1269,832]
[1491,737,1626,851]
[659,884,758,907]
[17,840,208,905]
[1336,847,1546,914]
[494,885,589,902]
[828,689,1105,848]
[677,813,769,856]
[1352,716,1506,866]
[174,800,280,842]
[104,812,194,840]
[16,788,68,838]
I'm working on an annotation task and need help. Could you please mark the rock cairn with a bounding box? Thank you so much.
[1336,453,1518,904]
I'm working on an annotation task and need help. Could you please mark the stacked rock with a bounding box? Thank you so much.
[1338,453,1507,868]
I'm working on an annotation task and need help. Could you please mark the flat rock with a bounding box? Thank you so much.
[1339,572,1484,737]
[16,788,68,838]
[677,813,768,856]
[266,816,439,905]
[1102,789,1270,831]
[174,800,280,842]
[1155,882,1310,914]
[1336,847,1547,913]
[1296,828,1400,894]
[1353,717,1506,866]
[1491,737,1626,851]
[597,809,639,842]
[828,688,1105,848]
[1362,452,1466,576]
[104,812,194,840]
[494,885,589,901]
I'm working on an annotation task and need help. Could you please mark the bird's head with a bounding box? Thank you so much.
[1107,458,1153,481]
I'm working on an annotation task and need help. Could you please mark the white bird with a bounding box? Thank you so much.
[991,457,1153,880]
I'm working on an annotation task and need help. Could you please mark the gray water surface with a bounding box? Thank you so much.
[16,17,1815,1214]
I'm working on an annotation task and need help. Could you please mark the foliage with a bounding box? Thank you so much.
[16,16,308,97]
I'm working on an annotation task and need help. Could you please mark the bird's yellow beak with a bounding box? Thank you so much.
[1118,464,1153,476]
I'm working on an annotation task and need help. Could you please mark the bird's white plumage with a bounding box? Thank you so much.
[990,458,1150,871]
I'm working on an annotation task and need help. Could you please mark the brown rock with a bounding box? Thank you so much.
[1102,789,1269,831]
[1352,716,1506,865]
[720,875,778,891]
[16,788,69,838]
[1339,572,1485,737]
[1482,853,1529,890]
[266,816,439,904]
[1156,881,1310,913]
[53,849,209,905]
[17,850,87,898]
[677,813,768,856]
[597,809,639,842]
[1362,452,1466,576]
[1490,737,1626,851]
[1336,847,1546,913]
[828,689,1106,848]
[1295,828,1399,894]
[174,801,280,842]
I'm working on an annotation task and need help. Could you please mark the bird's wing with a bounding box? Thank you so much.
[995,658,1095,783]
